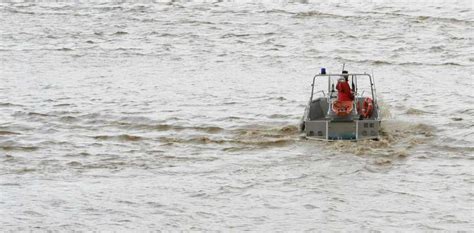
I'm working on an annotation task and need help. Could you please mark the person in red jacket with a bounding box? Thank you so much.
[336,71,354,101]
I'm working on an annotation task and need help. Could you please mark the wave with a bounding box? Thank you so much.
[429,45,445,52]
[93,134,144,141]
[258,9,294,15]
[148,124,298,137]
[412,15,472,24]
[356,10,472,25]
[59,116,79,123]
[0,145,39,151]
[3,7,35,15]
[0,102,23,107]
[405,108,430,115]
[432,144,474,153]
[268,114,293,119]
[160,136,225,145]
[336,58,465,67]
[112,122,224,134]
[53,103,74,107]
[3,6,93,17]
[113,31,128,35]
[400,62,463,66]
[91,6,124,11]
[12,111,50,117]
[148,32,176,37]
[237,138,294,147]
[159,135,295,148]
[178,19,215,25]
[0,131,20,135]
[293,10,348,19]
[158,124,299,148]
[324,120,436,158]
[221,33,251,38]
[9,167,37,174]
[56,47,73,51]
[382,121,436,140]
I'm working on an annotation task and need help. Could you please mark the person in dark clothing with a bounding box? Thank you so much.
[336,71,354,101]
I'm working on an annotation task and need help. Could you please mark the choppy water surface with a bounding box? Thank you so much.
[1,0,473,230]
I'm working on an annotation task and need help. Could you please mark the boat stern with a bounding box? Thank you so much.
[304,119,380,140]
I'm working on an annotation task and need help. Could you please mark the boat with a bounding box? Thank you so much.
[299,67,381,140]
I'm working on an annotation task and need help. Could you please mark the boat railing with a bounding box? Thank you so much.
[310,73,376,104]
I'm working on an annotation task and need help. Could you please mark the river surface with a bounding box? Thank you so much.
[1,0,473,231]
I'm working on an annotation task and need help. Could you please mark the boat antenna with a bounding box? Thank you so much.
[372,69,376,87]
[341,63,345,73]
[372,69,377,105]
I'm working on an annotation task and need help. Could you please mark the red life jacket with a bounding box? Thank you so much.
[336,81,353,101]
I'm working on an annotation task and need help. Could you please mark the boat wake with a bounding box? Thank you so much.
[158,124,300,151]
[324,120,435,160]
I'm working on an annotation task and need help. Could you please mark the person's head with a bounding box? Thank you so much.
[342,70,349,81]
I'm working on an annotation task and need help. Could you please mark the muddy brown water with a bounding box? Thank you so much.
[1,0,473,231]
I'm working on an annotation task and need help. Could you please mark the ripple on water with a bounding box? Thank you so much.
[0,131,20,135]
[156,124,299,149]
[93,134,144,142]
[405,108,430,115]
[0,145,39,152]
[323,120,435,161]
[0,1,472,230]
